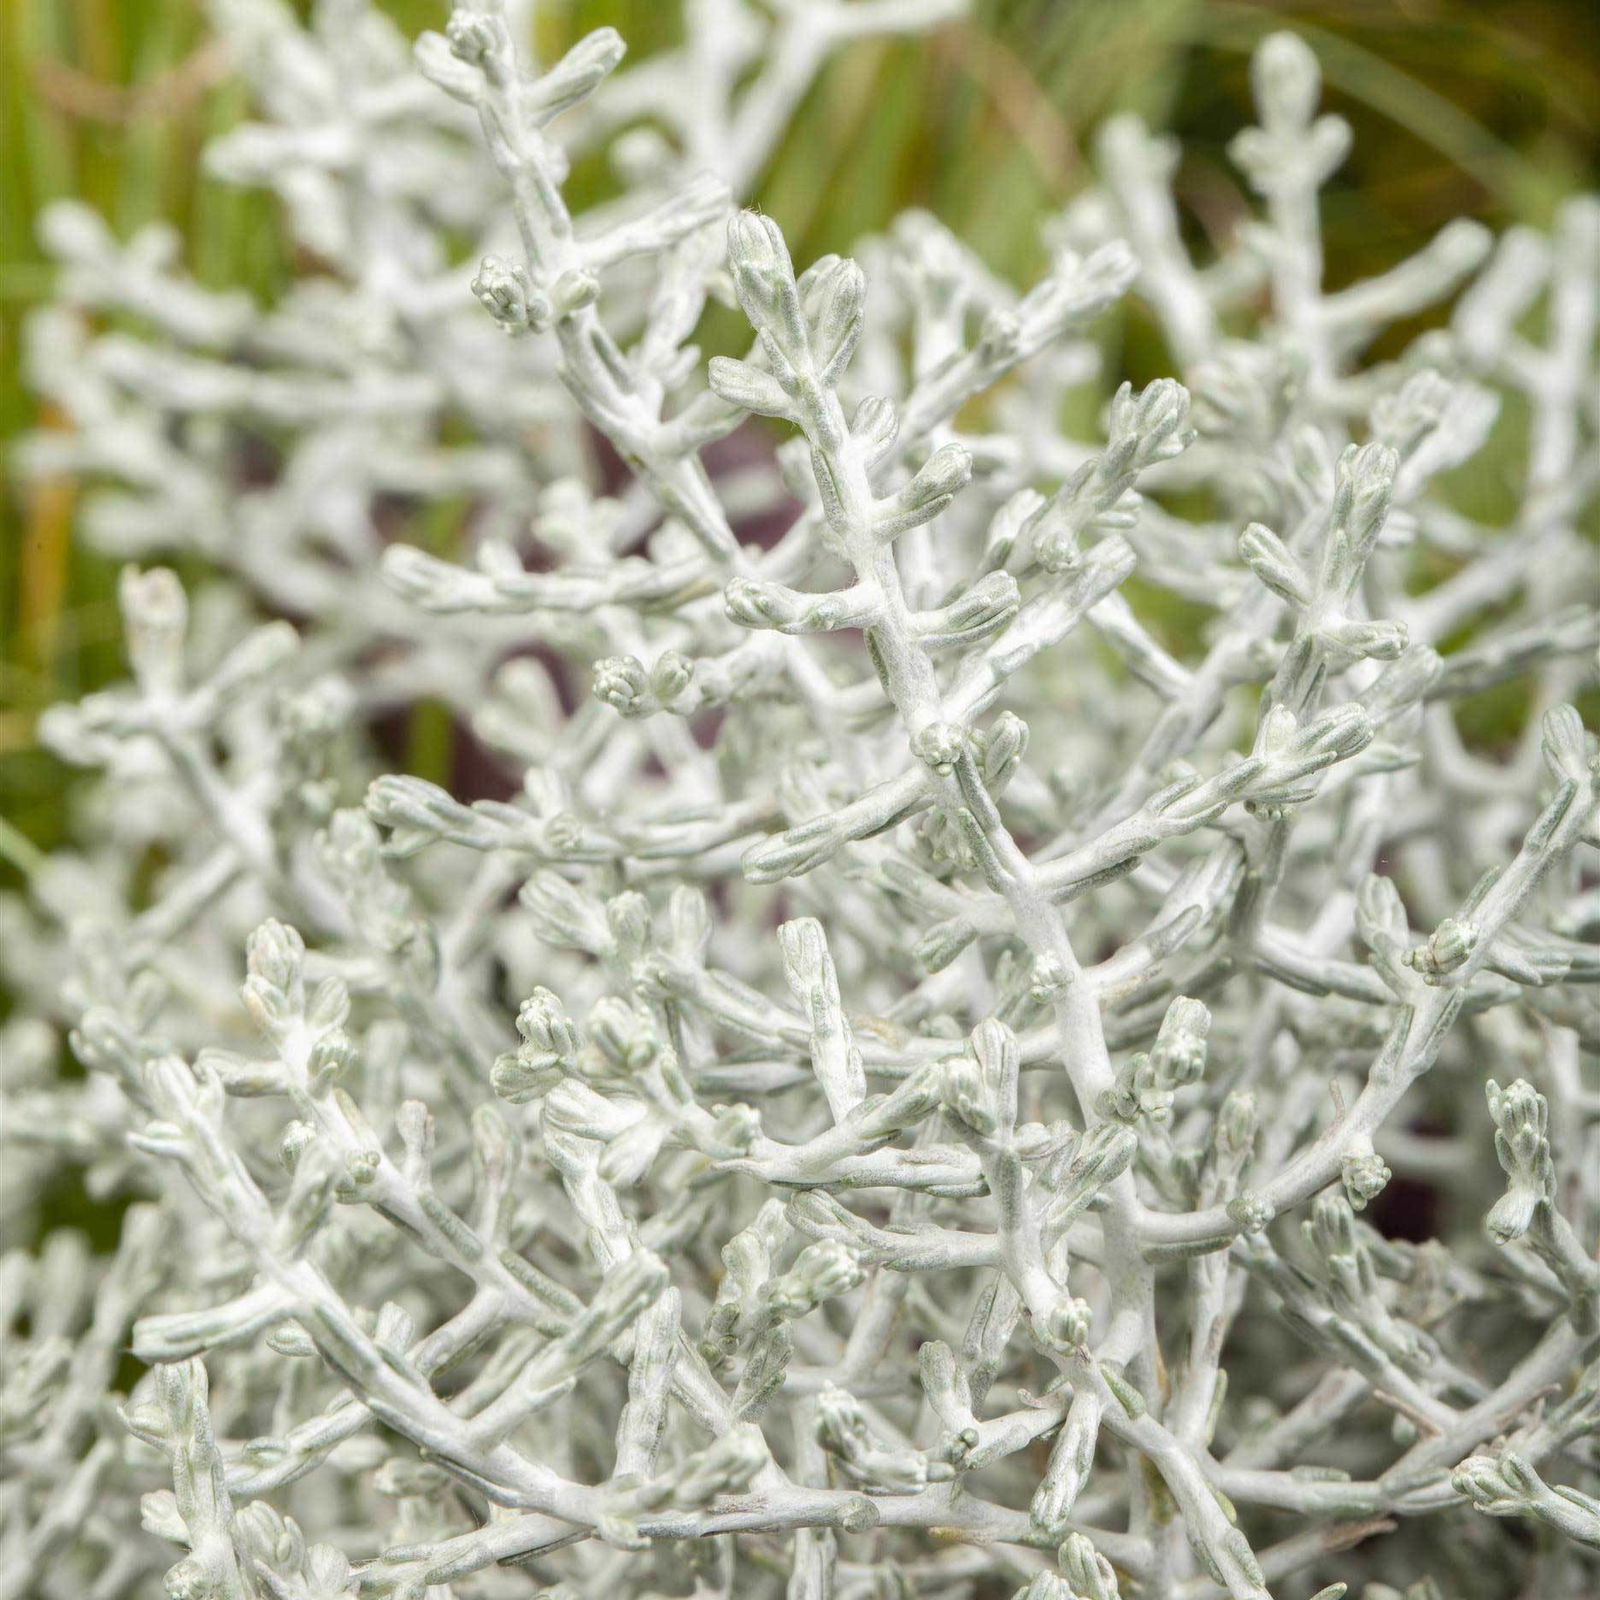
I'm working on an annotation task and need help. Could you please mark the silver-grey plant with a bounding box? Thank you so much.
[3,2,1599,1598]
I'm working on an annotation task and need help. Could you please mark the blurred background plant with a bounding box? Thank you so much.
[3,0,1597,871]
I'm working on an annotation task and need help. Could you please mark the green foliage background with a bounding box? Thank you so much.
[1,0,1597,875]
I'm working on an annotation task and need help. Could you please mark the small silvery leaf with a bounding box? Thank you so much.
[1484,1078,1554,1244]
[1238,522,1311,607]
[875,443,973,540]
[706,356,793,418]
[525,27,626,123]
[851,394,900,465]
[1252,31,1321,130]
[119,566,188,697]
